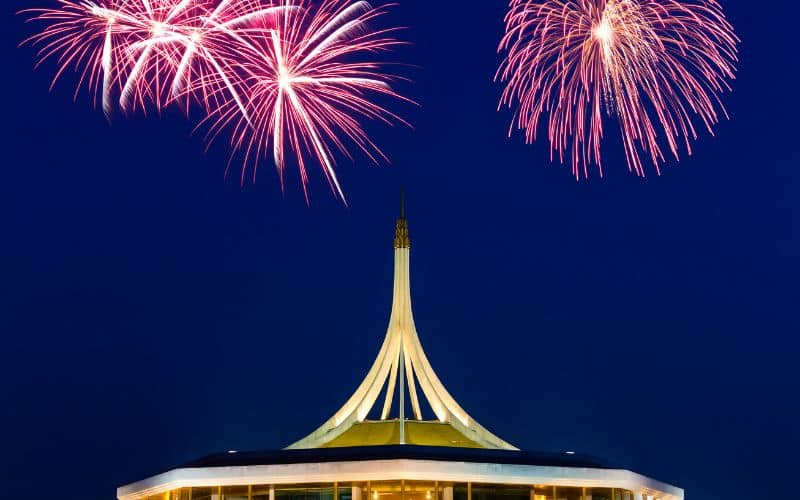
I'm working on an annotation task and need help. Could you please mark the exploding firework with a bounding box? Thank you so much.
[22,0,131,116]
[199,0,411,201]
[497,0,739,178]
[22,0,285,116]
[21,0,410,201]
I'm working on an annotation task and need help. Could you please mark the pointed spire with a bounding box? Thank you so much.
[394,189,410,249]
[285,196,516,451]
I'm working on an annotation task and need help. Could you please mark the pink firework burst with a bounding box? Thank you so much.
[22,0,134,116]
[199,0,411,202]
[113,0,289,116]
[496,0,739,178]
[22,0,264,116]
[22,0,411,201]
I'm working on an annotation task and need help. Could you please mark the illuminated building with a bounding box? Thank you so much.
[118,200,683,500]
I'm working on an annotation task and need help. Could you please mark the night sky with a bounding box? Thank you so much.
[1,1,798,500]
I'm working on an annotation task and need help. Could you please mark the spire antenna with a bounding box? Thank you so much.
[394,189,410,249]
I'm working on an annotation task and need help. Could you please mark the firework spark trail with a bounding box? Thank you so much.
[21,0,411,201]
[113,0,221,113]
[24,0,198,113]
[24,0,292,116]
[166,0,292,118]
[22,1,123,115]
[197,0,411,202]
[496,0,739,178]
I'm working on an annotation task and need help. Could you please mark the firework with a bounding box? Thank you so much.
[22,0,127,116]
[22,0,264,115]
[22,0,410,200]
[199,0,410,201]
[497,0,739,178]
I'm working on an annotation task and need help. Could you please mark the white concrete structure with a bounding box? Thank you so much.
[118,457,684,500]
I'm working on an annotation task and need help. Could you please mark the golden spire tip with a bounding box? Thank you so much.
[394,189,410,249]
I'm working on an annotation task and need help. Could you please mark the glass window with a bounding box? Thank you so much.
[371,481,403,500]
[252,485,271,500]
[276,485,335,500]
[470,484,529,500]
[532,486,554,500]
[586,489,612,500]
[338,485,353,500]
[404,481,436,500]
[223,486,250,500]
[339,483,366,500]
[554,487,581,500]
[192,487,219,500]
[171,489,192,500]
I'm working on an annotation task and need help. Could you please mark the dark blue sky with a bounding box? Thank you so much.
[1,1,797,499]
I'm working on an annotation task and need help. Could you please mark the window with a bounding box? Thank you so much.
[191,487,219,500]
[370,481,404,500]
[223,486,250,500]
[586,488,612,500]
[276,485,335,500]
[470,484,529,500]
[171,489,191,500]
[404,481,437,500]
[252,485,271,500]
[553,487,581,500]
[453,484,468,500]
[532,486,554,500]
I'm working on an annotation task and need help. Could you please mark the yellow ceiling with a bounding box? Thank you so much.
[321,420,484,448]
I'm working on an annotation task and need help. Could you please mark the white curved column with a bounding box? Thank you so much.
[287,214,516,450]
